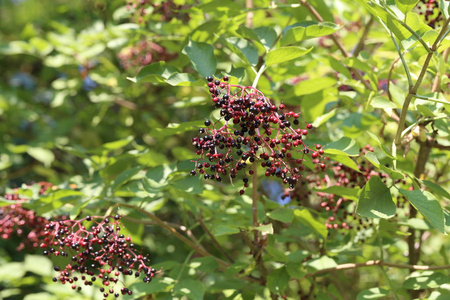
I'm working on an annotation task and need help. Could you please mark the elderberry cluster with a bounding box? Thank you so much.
[41,215,156,299]
[191,76,327,193]
[0,182,52,250]
[415,0,444,29]
[294,146,380,232]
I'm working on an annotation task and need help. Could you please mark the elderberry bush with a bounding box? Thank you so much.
[191,76,328,194]
[41,215,157,299]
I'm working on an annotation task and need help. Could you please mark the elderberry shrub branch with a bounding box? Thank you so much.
[40,215,157,299]
[191,76,328,194]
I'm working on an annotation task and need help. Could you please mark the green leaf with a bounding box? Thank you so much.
[174,279,205,300]
[440,0,450,19]
[357,176,396,219]
[371,96,399,109]
[267,207,294,223]
[29,37,53,56]
[24,293,57,300]
[184,39,216,77]
[165,73,204,86]
[294,77,337,96]
[366,131,395,159]
[102,136,134,150]
[294,208,327,239]
[0,262,26,281]
[422,180,450,200]
[130,61,178,83]
[266,47,312,66]
[150,120,204,138]
[24,255,52,276]
[27,147,55,167]
[171,175,203,194]
[189,257,219,273]
[250,224,273,235]
[286,263,306,279]
[305,256,337,270]
[396,0,421,14]
[399,189,446,233]
[356,287,389,300]
[213,224,240,236]
[313,186,360,201]
[129,277,175,296]
[112,166,143,191]
[224,37,259,66]
[36,189,84,204]
[280,21,340,46]
[129,62,204,86]
[365,151,404,179]
[254,26,278,50]
[324,137,359,156]
[267,267,290,293]
[403,271,450,290]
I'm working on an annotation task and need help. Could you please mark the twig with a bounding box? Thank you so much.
[299,0,372,91]
[387,55,401,103]
[246,0,253,28]
[353,16,374,57]
[432,48,450,92]
[304,260,450,278]
[197,212,235,263]
[393,18,450,151]
[114,203,229,268]
[251,163,259,243]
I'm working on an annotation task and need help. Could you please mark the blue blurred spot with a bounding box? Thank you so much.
[261,180,291,205]
[9,72,36,90]
[82,76,98,91]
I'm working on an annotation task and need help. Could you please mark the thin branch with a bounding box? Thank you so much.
[114,98,137,110]
[393,18,450,152]
[304,260,450,278]
[115,203,229,268]
[252,63,267,88]
[251,163,259,243]
[299,0,372,91]
[389,31,413,88]
[353,16,374,57]
[387,55,401,103]
[197,213,235,263]
[432,48,450,92]
[246,0,253,28]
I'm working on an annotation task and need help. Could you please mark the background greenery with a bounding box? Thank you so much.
[0,0,449,299]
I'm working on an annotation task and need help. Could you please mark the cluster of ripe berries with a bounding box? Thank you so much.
[415,0,444,29]
[299,146,378,231]
[191,76,327,194]
[0,182,52,250]
[41,215,157,299]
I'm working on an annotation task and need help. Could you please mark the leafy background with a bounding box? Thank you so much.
[0,0,449,299]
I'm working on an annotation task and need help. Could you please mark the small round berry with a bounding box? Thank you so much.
[306,123,313,129]
[279,103,285,109]
[222,76,229,81]
[239,189,245,195]
[206,76,213,82]
[204,120,211,126]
